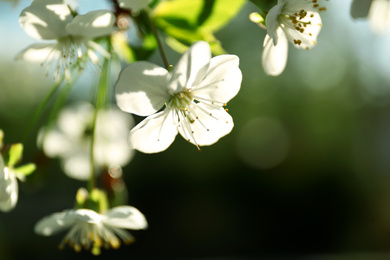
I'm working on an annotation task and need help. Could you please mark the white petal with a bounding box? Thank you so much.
[178,104,234,147]
[368,0,390,34]
[19,1,72,40]
[0,167,18,212]
[66,10,115,38]
[115,61,170,116]
[34,209,100,236]
[282,0,322,12]
[282,11,322,50]
[40,128,75,158]
[118,0,150,11]
[16,43,58,62]
[104,206,148,230]
[73,208,103,223]
[129,109,178,153]
[262,28,288,76]
[94,108,134,167]
[168,41,211,93]
[62,152,91,181]
[0,156,4,179]
[193,55,242,103]
[265,2,284,45]
[34,210,75,236]
[57,102,94,138]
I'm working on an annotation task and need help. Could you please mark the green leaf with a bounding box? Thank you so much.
[131,32,159,61]
[249,0,278,14]
[197,0,216,27]
[152,0,246,54]
[8,143,23,167]
[112,32,136,64]
[13,163,36,177]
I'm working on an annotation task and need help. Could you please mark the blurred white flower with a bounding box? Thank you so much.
[118,0,151,11]
[39,102,134,180]
[262,0,326,76]
[351,0,390,34]
[0,156,18,212]
[115,41,242,153]
[18,0,115,81]
[35,206,148,254]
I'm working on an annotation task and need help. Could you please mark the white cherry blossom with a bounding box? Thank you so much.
[18,0,115,81]
[262,0,326,76]
[0,156,18,212]
[115,41,242,153]
[351,0,390,34]
[39,102,134,180]
[35,206,148,254]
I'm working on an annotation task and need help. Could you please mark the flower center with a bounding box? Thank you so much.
[170,91,195,122]
[59,220,133,255]
[166,90,229,151]
[278,0,327,49]
[41,36,87,82]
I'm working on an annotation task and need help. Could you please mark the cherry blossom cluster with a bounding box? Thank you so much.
[2,0,388,256]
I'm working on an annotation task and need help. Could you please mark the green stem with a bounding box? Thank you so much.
[21,76,65,142]
[88,57,111,192]
[47,76,77,127]
[148,9,170,69]
[37,72,79,147]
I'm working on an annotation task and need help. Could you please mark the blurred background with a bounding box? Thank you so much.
[2,0,390,259]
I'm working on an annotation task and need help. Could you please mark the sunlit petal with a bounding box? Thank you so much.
[66,10,115,38]
[178,104,233,146]
[168,41,211,93]
[262,29,288,76]
[115,61,170,116]
[104,206,148,230]
[129,109,178,153]
[193,55,242,103]
[0,166,18,212]
[19,1,72,40]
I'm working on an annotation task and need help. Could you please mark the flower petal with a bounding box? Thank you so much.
[16,42,58,62]
[62,152,91,181]
[104,206,148,230]
[281,11,322,50]
[282,0,323,12]
[368,0,390,34]
[129,109,178,153]
[178,104,234,147]
[265,2,284,45]
[115,61,170,116]
[34,210,75,236]
[0,166,18,212]
[118,0,151,11]
[94,108,134,167]
[66,10,115,38]
[168,41,211,93]
[19,0,72,40]
[39,128,75,158]
[73,209,103,223]
[192,55,242,103]
[262,28,288,76]
[57,102,94,138]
